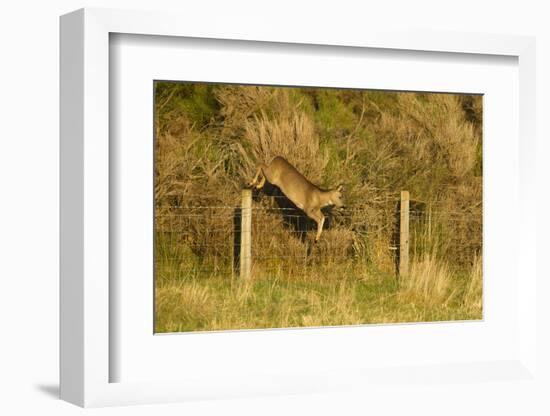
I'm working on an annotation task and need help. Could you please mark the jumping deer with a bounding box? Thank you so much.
[247,156,345,243]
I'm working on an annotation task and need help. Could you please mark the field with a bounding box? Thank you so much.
[154,83,483,333]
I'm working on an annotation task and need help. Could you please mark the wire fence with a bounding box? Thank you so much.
[155,191,482,280]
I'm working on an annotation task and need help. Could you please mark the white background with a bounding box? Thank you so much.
[1,1,548,415]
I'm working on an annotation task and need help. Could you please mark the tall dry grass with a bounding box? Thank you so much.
[463,255,483,314]
[399,254,455,305]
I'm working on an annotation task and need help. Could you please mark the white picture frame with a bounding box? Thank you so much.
[60,7,538,408]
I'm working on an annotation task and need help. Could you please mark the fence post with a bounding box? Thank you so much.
[240,188,252,279]
[399,190,410,278]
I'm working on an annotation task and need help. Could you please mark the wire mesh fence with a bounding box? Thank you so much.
[155,190,482,281]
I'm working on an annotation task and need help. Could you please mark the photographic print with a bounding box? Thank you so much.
[154,82,482,333]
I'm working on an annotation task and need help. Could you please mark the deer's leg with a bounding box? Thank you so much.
[257,173,266,189]
[248,167,263,188]
[307,209,325,243]
[315,215,325,243]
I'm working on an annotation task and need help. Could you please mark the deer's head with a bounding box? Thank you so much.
[328,184,345,209]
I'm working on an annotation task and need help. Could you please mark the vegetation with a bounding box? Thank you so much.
[154,82,483,332]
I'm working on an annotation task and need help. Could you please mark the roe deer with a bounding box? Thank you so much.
[247,156,345,243]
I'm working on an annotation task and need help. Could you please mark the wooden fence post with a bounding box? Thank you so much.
[399,190,410,278]
[240,189,252,279]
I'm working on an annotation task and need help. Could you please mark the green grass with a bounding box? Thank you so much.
[155,257,482,333]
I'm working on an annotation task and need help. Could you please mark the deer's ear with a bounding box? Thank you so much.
[337,184,344,192]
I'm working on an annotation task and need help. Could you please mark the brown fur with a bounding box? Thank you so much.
[248,156,344,242]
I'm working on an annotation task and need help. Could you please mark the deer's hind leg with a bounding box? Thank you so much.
[256,170,266,189]
[248,166,266,189]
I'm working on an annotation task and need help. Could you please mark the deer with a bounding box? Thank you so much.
[247,156,345,243]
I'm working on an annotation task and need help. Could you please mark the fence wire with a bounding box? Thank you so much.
[155,192,482,279]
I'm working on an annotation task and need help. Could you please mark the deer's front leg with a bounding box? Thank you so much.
[308,209,325,243]
[315,216,325,243]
